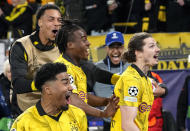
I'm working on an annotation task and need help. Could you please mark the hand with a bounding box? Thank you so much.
[177,0,185,6]
[145,3,152,11]
[152,81,166,97]
[102,94,119,118]
[108,2,118,12]
[0,8,4,16]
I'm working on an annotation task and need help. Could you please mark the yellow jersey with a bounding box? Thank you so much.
[55,55,88,103]
[11,101,87,131]
[111,64,154,131]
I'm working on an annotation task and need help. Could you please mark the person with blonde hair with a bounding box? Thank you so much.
[0,60,21,120]
[0,60,12,117]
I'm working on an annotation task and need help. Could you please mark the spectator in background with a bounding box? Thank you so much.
[11,63,88,131]
[147,71,168,131]
[177,76,190,131]
[0,0,34,39]
[167,0,190,32]
[9,4,62,113]
[63,0,85,24]
[0,0,13,38]
[0,60,21,118]
[0,60,13,119]
[0,60,23,131]
[142,0,167,32]
[93,31,129,131]
[111,0,144,33]
[84,0,112,35]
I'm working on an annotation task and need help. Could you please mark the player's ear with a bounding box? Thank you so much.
[43,84,52,95]
[67,42,74,49]
[38,19,42,28]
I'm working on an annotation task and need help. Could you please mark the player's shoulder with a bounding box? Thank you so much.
[69,105,84,112]
[13,106,36,123]
[95,60,104,66]
[68,105,86,116]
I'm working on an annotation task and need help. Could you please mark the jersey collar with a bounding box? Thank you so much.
[131,64,147,79]
[62,54,85,67]
[30,30,55,51]
[36,100,68,121]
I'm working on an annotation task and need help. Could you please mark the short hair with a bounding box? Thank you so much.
[3,59,10,76]
[36,4,61,22]
[55,20,83,53]
[123,32,152,63]
[34,62,67,91]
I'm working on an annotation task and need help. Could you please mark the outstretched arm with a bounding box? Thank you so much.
[70,93,119,117]
[87,93,109,107]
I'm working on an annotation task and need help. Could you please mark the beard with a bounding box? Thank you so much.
[61,104,69,111]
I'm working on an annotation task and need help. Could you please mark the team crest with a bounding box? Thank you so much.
[128,86,138,96]
[11,129,16,131]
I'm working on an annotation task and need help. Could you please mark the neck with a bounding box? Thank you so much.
[133,61,150,75]
[41,97,61,115]
[65,51,80,66]
[39,31,53,46]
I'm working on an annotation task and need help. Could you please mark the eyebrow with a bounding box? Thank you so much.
[149,42,157,45]
[61,78,69,81]
[44,14,62,19]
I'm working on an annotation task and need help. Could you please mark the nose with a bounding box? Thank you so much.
[86,40,91,47]
[156,46,160,53]
[68,84,73,92]
[54,20,62,28]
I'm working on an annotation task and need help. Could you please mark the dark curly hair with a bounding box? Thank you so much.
[55,20,83,53]
[34,62,67,91]
[123,32,152,63]
[36,4,62,22]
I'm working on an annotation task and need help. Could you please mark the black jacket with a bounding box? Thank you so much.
[0,73,21,118]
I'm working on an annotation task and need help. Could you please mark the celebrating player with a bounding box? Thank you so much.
[111,32,160,131]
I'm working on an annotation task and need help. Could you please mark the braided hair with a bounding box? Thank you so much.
[55,20,83,53]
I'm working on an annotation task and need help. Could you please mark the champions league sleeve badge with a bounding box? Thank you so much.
[128,86,138,97]
[68,74,74,84]
[68,74,77,90]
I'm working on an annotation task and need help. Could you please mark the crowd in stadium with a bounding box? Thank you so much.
[1,0,190,39]
[0,0,190,131]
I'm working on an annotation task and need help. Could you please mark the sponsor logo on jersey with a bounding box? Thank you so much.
[138,102,152,113]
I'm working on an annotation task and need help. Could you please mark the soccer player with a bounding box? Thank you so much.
[111,32,160,131]
[55,20,119,118]
[11,63,87,131]
[9,4,62,112]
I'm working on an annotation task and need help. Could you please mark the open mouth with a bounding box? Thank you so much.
[111,54,121,60]
[52,29,58,34]
[84,49,90,57]
[153,55,158,59]
[65,91,72,104]
[86,49,89,54]
[112,54,120,58]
